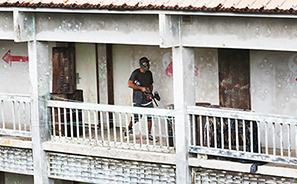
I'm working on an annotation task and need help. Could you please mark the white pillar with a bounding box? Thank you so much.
[172,46,195,184]
[27,12,53,183]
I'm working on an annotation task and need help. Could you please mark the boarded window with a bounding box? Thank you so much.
[218,49,250,110]
[52,47,76,94]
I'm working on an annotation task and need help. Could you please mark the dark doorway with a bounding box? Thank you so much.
[218,49,251,110]
[51,46,83,137]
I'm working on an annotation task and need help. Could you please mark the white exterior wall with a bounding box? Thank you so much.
[0,41,29,94]
[194,48,219,106]
[76,43,97,103]
[182,16,297,52]
[251,50,297,117]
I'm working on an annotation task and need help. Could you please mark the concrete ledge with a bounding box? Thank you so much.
[0,136,32,149]
[189,157,297,179]
[43,141,176,165]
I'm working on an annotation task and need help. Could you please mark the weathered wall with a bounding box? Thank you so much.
[182,16,297,52]
[251,50,297,117]
[35,13,159,45]
[194,48,219,105]
[0,12,14,40]
[0,41,29,94]
[75,43,97,103]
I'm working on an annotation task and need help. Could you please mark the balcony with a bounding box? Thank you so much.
[1,93,297,183]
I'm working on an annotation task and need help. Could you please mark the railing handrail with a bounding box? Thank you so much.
[0,93,31,102]
[48,100,174,117]
[187,106,297,123]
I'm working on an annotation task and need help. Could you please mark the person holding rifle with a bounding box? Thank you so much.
[125,56,156,141]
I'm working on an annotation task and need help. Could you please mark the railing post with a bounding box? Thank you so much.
[28,20,52,184]
[172,40,195,182]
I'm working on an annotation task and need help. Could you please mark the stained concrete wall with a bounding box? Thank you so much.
[0,41,29,94]
[35,13,159,45]
[193,48,297,117]
[0,12,14,40]
[182,16,297,52]
[76,43,97,103]
[251,50,297,117]
[194,48,220,106]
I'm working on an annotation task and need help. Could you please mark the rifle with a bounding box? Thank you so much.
[145,87,161,107]
[134,80,161,107]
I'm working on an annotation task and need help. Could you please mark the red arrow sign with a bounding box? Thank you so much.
[2,49,29,67]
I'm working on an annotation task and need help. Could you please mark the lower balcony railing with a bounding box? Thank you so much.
[188,106,297,165]
[47,100,175,153]
[0,93,31,137]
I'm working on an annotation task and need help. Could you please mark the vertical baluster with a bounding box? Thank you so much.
[57,107,61,138]
[243,120,246,152]
[94,111,98,146]
[29,101,31,132]
[100,111,104,144]
[88,110,92,141]
[192,115,196,147]
[12,101,16,130]
[158,116,163,148]
[250,120,253,153]
[1,100,5,129]
[18,101,21,131]
[235,119,239,152]
[106,112,110,147]
[69,109,73,142]
[76,109,79,141]
[113,112,116,145]
[295,124,297,158]
[272,122,276,156]
[145,115,149,146]
[152,116,156,148]
[228,118,231,151]
[64,108,67,138]
[214,117,217,149]
[132,114,136,145]
[125,113,129,144]
[199,116,203,147]
[288,123,291,158]
[257,121,261,154]
[280,123,283,156]
[82,109,86,144]
[265,121,268,155]
[52,107,56,138]
[221,117,224,150]
[119,112,123,146]
[23,102,27,131]
[206,116,210,148]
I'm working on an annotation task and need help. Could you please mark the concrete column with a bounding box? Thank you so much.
[27,12,52,183]
[172,46,195,184]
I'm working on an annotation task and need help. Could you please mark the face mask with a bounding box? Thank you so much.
[140,62,150,71]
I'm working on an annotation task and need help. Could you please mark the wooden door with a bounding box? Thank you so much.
[218,49,251,110]
[52,47,76,94]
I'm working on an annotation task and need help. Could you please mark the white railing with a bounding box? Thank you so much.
[47,100,175,153]
[0,93,31,137]
[188,106,297,165]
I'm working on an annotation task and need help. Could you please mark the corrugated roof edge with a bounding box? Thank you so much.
[0,2,297,14]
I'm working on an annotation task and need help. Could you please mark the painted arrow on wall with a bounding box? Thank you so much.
[2,49,29,67]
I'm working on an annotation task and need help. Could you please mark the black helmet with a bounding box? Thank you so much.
[139,57,150,71]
